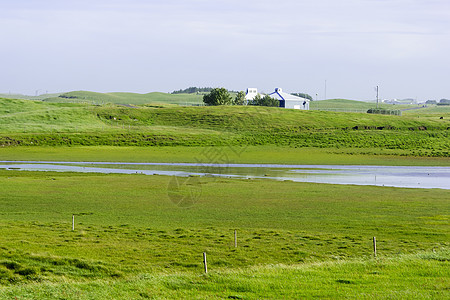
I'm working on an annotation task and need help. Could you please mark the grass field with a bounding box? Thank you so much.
[0,170,448,298]
[1,146,449,167]
[1,251,448,299]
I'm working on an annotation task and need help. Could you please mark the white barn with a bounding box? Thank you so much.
[244,87,310,110]
[268,88,310,110]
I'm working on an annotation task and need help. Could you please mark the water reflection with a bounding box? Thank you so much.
[1,161,449,190]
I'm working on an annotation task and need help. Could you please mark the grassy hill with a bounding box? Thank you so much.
[310,99,417,111]
[0,98,104,133]
[403,104,450,116]
[0,97,449,157]
[43,91,204,105]
[0,92,62,101]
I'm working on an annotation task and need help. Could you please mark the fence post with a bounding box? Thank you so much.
[373,237,377,257]
[203,252,208,273]
[234,230,237,248]
[72,215,75,231]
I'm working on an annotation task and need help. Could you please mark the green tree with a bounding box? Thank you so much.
[261,95,279,107]
[249,94,279,107]
[203,88,232,106]
[234,91,245,105]
[438,99,450,105]
[172,87,213,94]
[248,93,262,106]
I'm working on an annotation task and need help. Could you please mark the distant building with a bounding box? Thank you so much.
[383,98,417,105]
[245,87,310,110]
[268,88,310,110]
[245,88,264,102]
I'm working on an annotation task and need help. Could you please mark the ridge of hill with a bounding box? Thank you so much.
[42,90,204,105]
[0,93,62,101]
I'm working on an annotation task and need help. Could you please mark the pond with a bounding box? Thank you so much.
[1,161,449,190]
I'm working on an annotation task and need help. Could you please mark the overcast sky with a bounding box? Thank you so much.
[1,0,449,100]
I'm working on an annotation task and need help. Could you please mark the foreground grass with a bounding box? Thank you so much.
[1,250,448,299]
[0,170,448,298]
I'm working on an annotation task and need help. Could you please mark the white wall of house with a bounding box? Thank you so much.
[245,88,258,101]
[285,100,309,110]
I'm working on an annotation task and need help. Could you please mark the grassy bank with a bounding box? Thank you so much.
[1,146,450,166]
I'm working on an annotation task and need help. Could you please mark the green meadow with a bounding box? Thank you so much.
[0,170,448,298]
[0,96,449,298]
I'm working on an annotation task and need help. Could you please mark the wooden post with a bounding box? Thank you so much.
[234,230,237,248]
[373,237,377,257]
[72,215,75,231]
[203,252,208,273]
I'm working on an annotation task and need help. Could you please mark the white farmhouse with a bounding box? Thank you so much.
[245,88,265,102]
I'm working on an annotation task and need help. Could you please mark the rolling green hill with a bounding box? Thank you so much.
[310,99,417,111]
[402,104,450,115]
[0,97,449,156]
[43,91,204,105]
[0,92,62,101]
[0,98,104,133]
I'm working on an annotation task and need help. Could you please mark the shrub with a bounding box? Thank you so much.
[367,108,401,116]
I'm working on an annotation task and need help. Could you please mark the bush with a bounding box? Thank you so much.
[437,99,450,106]
[249,94,279,107]
[367,108,401,116]
[234,91,245,105]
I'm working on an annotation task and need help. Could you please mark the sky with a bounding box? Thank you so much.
[1,0,449,101]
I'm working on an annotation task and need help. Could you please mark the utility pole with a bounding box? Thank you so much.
[376,86,379,109]
[324,80,327,100]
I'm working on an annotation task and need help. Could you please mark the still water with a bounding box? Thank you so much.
[1,161,449,190]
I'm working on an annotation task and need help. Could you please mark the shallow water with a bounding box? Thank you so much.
[1,161,449,190]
